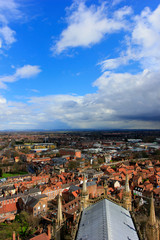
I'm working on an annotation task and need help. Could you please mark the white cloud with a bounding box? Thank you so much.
[0,65,41,89]
[0,0,21,49]
[98,56,128,71]
[114,6,132,20]
[53,2,131,54]
[15,65,41,79]
[0,96,6,104]
[112,0,125,7]
[130,5,160,70]
[0,64,160,130]
[7,67,157,130]
[0,26,16,45]
[99,4,160,73]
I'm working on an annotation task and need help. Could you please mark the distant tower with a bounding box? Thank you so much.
[123,174,132,211]
[146,194,159,240]
[81,174,89,210]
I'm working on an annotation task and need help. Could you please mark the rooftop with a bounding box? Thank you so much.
[76,199,139,240]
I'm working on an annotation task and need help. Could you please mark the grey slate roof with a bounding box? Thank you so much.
[69,185,80,192]
[86,181,96,187]
[76,199,139,240]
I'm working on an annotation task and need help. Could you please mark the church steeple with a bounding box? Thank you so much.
[82,174,87,193]
[146,193,159,240]
[57,193,63,227]
[81,174,89,210]
[104,180,108,197]
[55,193,64,240]
[149,193,156,225]
[125,174,130,192]
[123,174,132,211]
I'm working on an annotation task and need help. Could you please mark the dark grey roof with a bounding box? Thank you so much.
[26,194,47,208]
[51,157,67,163]
[28,188,41,194]
[0,194,17,201]
[69,185,80,192]
[86,181,96,187]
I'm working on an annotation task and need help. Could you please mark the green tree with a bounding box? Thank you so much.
[68,160,80,170]
[97,157,104,165]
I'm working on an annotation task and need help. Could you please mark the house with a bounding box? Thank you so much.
[29,225,51,240]
[2,185,16,196]
[149,174,160,186]
[19,194,48,216]
[133,186,144,197]
[62,197,81,221]
[41,186,62,201]
[30,233,50,240]
[110,180,121,189]
[132,175,143,187]
[0,195,18,222]
[59,148,81,159]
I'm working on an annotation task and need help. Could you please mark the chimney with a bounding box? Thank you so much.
[13,231,16,240]
[47,225,51,240]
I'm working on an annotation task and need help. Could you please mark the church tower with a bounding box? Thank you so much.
[123,174,132,211]
[146,194,159,240]
[81,174,89,210]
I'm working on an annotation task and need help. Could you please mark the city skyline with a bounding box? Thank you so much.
[0,0,160,130]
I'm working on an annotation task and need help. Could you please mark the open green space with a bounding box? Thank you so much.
[0,171,28,178]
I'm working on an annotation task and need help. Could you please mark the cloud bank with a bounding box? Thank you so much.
[0,2,160,130]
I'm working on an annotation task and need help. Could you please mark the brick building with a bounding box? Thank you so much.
[59,148,81,158]
[0,195,18,222]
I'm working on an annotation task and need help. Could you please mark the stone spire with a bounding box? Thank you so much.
[125,174,130,192]
[148,193,156,225]
[81,174,89,210]
[146,193,159,240]
[123,174,132,211]
[82,174,87,193]
[104,180,108,197]
[57,193,63,226]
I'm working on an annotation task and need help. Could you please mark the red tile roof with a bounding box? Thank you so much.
[0,202,17,214]
[29,233,49,240]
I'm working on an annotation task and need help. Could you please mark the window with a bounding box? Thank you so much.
[43,204,45,208]
[38,206,40,210]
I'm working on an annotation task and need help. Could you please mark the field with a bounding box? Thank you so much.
[0,171,28,178]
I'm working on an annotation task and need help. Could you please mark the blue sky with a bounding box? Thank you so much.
[0,0,160,130]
